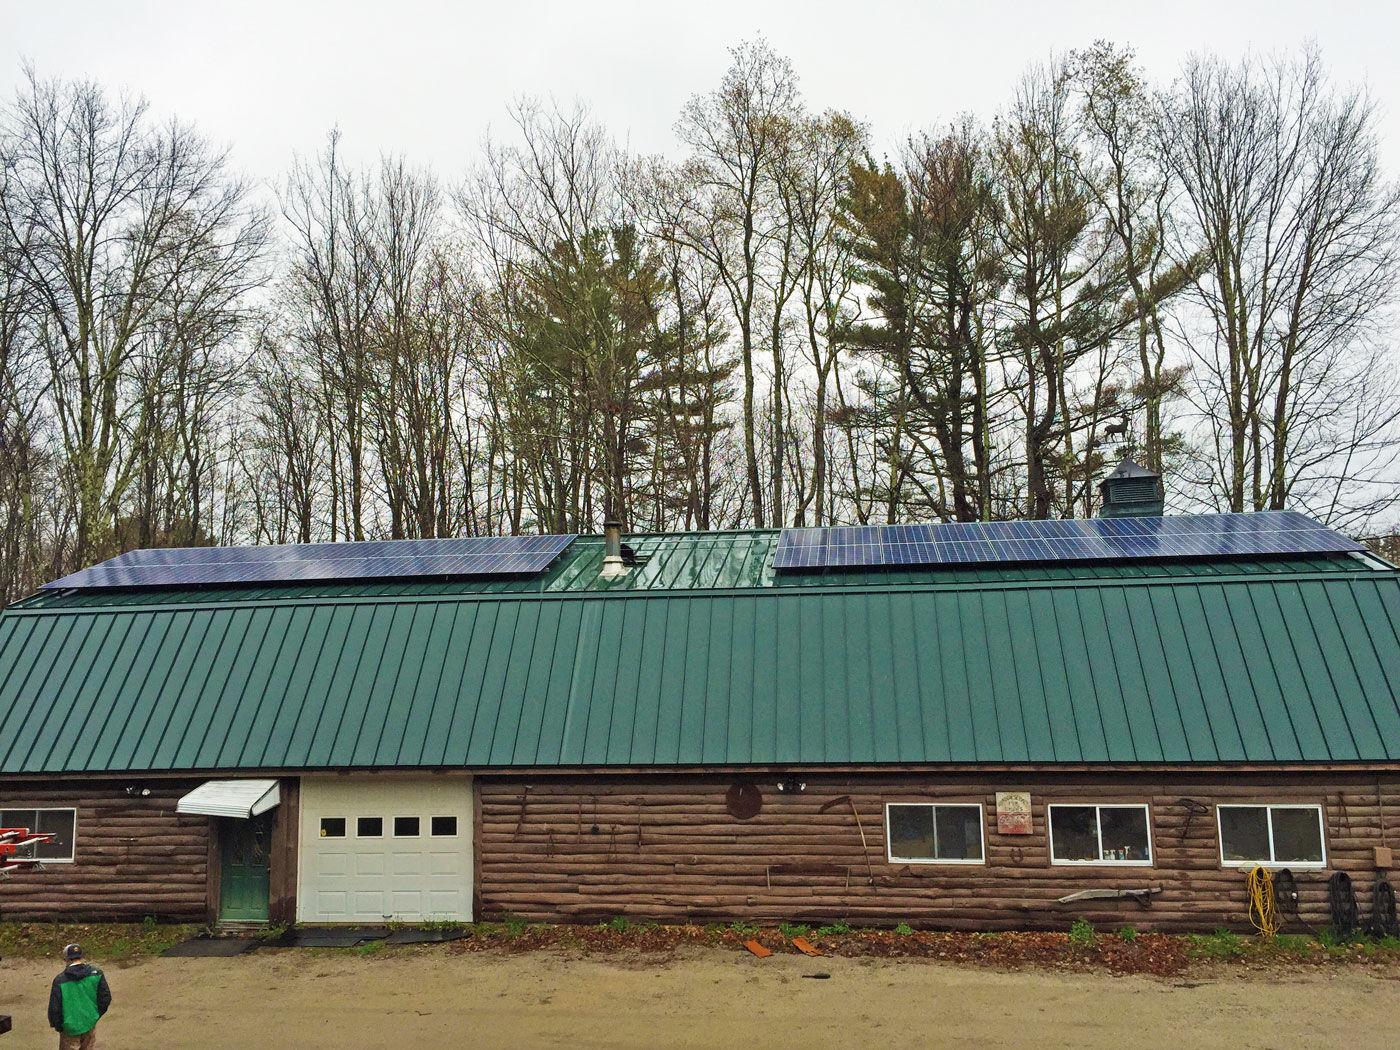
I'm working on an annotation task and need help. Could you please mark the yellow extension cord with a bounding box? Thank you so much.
[1247,865,1277,938]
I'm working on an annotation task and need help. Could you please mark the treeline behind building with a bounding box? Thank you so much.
[1,41,1398,601]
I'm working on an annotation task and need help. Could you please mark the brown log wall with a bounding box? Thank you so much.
[478,772,1400,932]
[268,777,300,925]
[0,780,208,921]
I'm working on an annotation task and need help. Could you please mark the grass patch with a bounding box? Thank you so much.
[1187,929,1247,960]
[816,922,852,936]
[1068,919,1096,949]
[728,920,759,936]
[0,921,199,959]
[1116,925,1138,943]
[778,922,810,939]
[894,922,915,936]
[1265,933,1318,958]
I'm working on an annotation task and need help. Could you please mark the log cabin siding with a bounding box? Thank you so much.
[0,780,208,921]
[268,777,300,925]
[478,772,1400,931]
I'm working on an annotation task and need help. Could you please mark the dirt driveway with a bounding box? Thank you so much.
[2,948,1395,1049]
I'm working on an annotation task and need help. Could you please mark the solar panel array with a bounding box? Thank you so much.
[772,511,1363,571]
[42,534,579,590]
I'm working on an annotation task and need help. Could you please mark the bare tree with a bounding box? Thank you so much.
[1071,42,1193,477]
[282,130,382,540]
[781,110,866,525]
[994,60,1137,518]
[0,159,54,599]
[665,40,801,526]
[240,332,325,545]
[0,69,266,566]
[1163,49,1400,524]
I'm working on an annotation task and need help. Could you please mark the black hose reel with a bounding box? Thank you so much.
[1369,875,1399,938]
[1273,868,1300,922]
[1329,871,1360,937]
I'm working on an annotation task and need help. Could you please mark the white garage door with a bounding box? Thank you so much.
[297,776,473,923]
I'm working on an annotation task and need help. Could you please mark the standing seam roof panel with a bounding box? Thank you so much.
[1342,581,1400,747]
[245,604,333,767]
[71,612,173,771]
[3,568,1400,772]
[1302,581,1389,756]
[23,614,123,772]
[365,602,440,767]
[1052,593,1103,767]
[0,615,64,768]
[208,606,297,769]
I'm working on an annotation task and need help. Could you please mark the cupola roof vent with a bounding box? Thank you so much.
[1098,458,1164,518]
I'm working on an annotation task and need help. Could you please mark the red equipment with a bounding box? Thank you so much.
[0,827,55,874]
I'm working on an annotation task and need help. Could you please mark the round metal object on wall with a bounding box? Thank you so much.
[726,783,763,820]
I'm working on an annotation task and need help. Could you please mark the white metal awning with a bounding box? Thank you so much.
[177,779,280,819]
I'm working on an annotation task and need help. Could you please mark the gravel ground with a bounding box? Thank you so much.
[2,946,1397,1049]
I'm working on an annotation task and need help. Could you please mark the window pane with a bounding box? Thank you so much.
[1220,807,1270,862]
[356,817,383,837]
[1,809,37,859]
[320,817,346,838]
[430,816,458,837]
[1271,808,1323,864]
[1099,807,1150,862]
[934,805,983,861]
[1050,807,1098,861]
[393,816,420,837]
[888,805,936,860]
[33,810,75,861]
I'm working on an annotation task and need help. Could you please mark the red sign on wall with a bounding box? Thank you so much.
[996,792,1033,835]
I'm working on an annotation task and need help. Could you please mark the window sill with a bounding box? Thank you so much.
[1221,860,1327,870]
[1050,859,1153,867]
[887,856,986,866]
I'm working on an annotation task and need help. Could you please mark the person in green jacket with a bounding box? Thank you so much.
[47,944,111,1049]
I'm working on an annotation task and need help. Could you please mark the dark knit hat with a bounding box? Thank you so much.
[63,943,82,961]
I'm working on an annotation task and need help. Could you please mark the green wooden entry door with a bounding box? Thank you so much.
[219,813,273,922]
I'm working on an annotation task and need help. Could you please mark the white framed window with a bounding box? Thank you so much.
[356,816,383,838]
[430,816,458,837]
[1048,804,1152,866]
[1217,805,1326,868]
[393,816,421,837]
[319,817,346,838]
[0,807,77,863]
[885,803,985,864]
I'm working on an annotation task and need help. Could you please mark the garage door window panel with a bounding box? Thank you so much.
[394,817,420,837]
[319,817,346,838]
[431,816,457,837]
[356,817,383,837]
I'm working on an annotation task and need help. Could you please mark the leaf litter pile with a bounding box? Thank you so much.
[5,920,1398,978]
[441,922,1400,979]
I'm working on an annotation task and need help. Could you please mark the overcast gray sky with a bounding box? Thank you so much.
[8,0,1400,181]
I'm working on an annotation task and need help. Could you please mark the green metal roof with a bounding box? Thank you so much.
[1,532,1398,773]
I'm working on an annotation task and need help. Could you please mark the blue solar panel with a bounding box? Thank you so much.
[42,534,578,590]
[772,512,1364,571]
